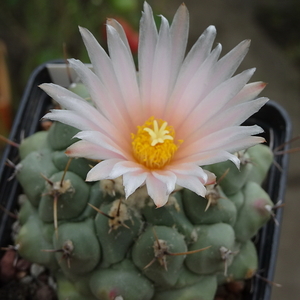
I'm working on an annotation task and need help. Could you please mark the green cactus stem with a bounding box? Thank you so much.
[53,219,101,277]
[132,226,188,288]
[233,181,273,243]
[89,259,154,300]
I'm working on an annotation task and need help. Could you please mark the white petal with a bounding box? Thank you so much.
[109,160,142,178]
[66,140,124,160]
[165,25,217,117]
[198,125,264,150]
[79,27,137,128]
[166,163,208,181]
[174,149,240,168]
[227,81,267,106]
[177,25,217,86]
[216,136,266,154]
[68,59,108,113]
[146,174,169,207]
[74,131,130,158]
[166,43,222,121]
[180,125,263,158]
[123,171,148,198]
[175,174,207,197]
[152,170,177,195]
[169,3,189,88]
[203,170,217,185]
[107,18,131,54]
[68,59,131,134]
[138,2,158,105]
[106,24,143,125]
[187,97,269,142]
[40,82,85,102]
[41,83,118,136]
[148,16,172,116]
[79,27,117,86]
[86,159,123,181]
[44,110,99,132]
[177,68,256,138]
[205,39,251,92]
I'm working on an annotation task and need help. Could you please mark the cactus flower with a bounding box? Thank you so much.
[41,2,268,207]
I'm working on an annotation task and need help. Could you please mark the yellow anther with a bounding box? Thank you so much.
[131,117,181,169]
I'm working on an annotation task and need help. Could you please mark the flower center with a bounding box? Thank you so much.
[131,117,181,169]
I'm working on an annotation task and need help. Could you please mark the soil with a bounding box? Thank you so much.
[0,249,57,300]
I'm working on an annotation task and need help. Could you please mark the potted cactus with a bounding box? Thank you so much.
[0,2,291,300]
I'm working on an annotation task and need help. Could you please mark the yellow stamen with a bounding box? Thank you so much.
[131,117,182,169]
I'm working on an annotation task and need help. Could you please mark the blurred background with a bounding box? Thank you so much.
[0,0,300,299]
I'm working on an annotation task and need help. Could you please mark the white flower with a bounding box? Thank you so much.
[41,2,268,207]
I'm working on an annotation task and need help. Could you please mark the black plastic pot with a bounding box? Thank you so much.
[0,62,292,300]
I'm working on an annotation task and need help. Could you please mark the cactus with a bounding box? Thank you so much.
[13,89,275,299]
[11,3,276,299]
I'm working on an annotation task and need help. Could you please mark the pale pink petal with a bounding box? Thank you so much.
[79,27,137,129]
[165,43,222,120]
[68,59,132,136]
[175,174,207,197]
[227,81,267,106]
[40,82,85,101]
[107,18,131,54]
[66,140,125,160]
[148,16,172,117]
[166,162,208,180]
[174,150,240,168]
[178,125,263,159]
[123,171,148,198]
[40,83,98,114]
[180,137,265,165]
[174,25,217,89]
[152,170,177,195]
[164,25,216,117]
[68,59,109,114]
[109,160,143,178]
[106,25,143,125]
[168,163,212,195]
[197,125,264,152]
[186,97,268,142]
[44,110,100,132]
[176,68,256,137]
[74,131,130,158]
[79,27,119,87]
[138,2,158,105]
[146,174,169,207]
[40,83,118,136]
[169,3,189,88]
[86,158,124,181]
[203,97,268,131]
[203,170,217,185]
[204,39,251,94]
[216,136,266,154]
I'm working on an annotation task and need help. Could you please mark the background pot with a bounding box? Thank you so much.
[0,62,292,300]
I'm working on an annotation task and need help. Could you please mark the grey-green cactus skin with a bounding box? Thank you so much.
[14,84,274,300]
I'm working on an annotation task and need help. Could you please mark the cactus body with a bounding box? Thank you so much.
[14,84,274,299]
[53,219,101,276]
[153,275,217,300]
[89,260,154,300]
[132,226,187,288]
[185,223,235,275]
